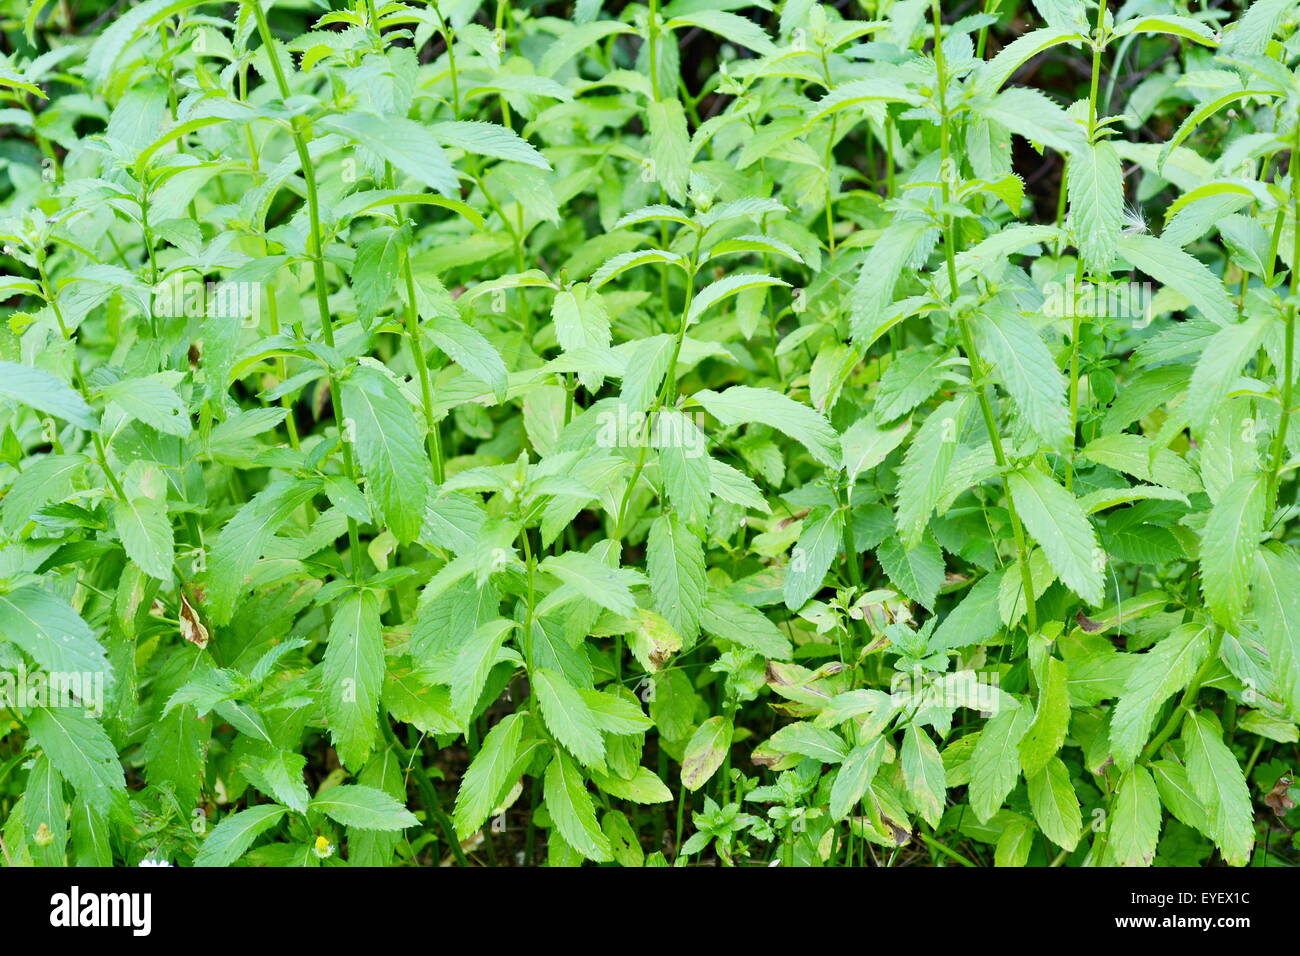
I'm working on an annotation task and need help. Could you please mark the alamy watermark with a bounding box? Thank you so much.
[151,277,263,326]
[1042,277,1155,325]
[889,669,1007,716]
[595,405,707,458]
[0,665,106,716]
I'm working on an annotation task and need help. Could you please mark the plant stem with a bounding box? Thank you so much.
[1140,627,1223,763]
[932,0,1037,634]
[1265,122,1300,508]
[249,0,364,579]
[1065,1,1107,492]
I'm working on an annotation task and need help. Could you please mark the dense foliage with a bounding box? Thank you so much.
[1,0,1299,868]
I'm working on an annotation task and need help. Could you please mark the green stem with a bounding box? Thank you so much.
[933,0,1037,634]
[37,257,129,505]
[1265,123,1300,508]
[249,0,364,579]
[1065,2,1107,492]
[1140,627,1223,763]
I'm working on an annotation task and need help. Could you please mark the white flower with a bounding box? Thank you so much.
[139,858,173,867]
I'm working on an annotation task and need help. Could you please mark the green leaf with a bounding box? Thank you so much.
[1008,467,1103,605]
[26,707,125,808]
[654,411,711,523]
[310,784,419,831]
[540,550,645,618]
[446,619,515,725]
[646,98,690,204]
[533,668,605,768]
[700,590,793,659]
[969,700,1031,822]
[341,365,431,545]
[591,766,673,804]
[454,713,525,838]
[1080,433,1202,497]
[1253,544,1300,719]
[322,590,384,770]
[1019,656,1070,777]
[100,375,191,437]
[427,315,509,402]
[1117,233,1236,329]
[193,805,287,867]
[975,87,1088,156]
[1200,474,1265,626]
[1,454,86,534]
[830,737,889,820]
[1181,711,1254,866]
[876,531,945,610]
[973,302,1070,449]
[1026,756,1081,851]
[849,218,929,344]
[350,226,403,324]
[1109,764,1161,867]
[204,478,322,625]
[783,509,843,611]
[0,361,97,431]
[1067,141,1123,273]
[544,750,612,862]
[895,396,969,546]
[901,724,946,827]
[322,112,459,196]
[1110,623,1213,768]
[113,496,173,581]
[681,716,731,791]
[769,721,849,764]
[258,751,309,815]
[687,273,789,326]
[841,416,910,481]
[874,349,949,423]
[0,585,111,677]
[995,815,1036,867]
[647,512,706,643]
[1185,315,1269,433]
[432,120,551,170]
[692,386,840,468]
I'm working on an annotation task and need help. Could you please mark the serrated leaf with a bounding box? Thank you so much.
[1008,468,1103,606]
[1110,764,1161,867]
[1068,140,1122,273]
[646,98,690,203]
[1182,711,1254,866]
[902,724,945,827]
[0,361,97,431]
[193,805,287,867]
[693,386,840,468]
[310,784,419,831]
[647,512,706,643]
[969,700,1031,822]
[1026,756,1081,851]
[323,112,459,196]
[973,302,1069,449]
[1110,623,1213,768]
[1019,656,1070,777]
[1200,474,1265,625]
[113,496,173,581]
[533,668,605,768]
[545,750,612,861]
[681,716,731,791]
[784,509,842,611]
[341,365,430,545]
[322,590,384,770]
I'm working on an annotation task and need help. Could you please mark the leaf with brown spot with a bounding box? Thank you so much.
[1075,609,1103,632]
[179,591,210,649]
[1264,774,1296,818]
